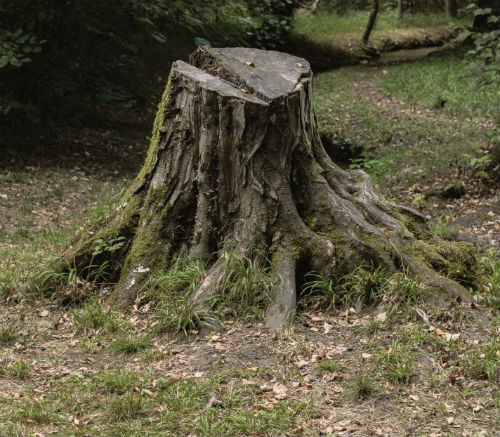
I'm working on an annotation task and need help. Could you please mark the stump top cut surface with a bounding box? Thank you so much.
[173,60,267,104]
[187,47,311,101]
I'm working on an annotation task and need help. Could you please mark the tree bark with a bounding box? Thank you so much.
[61,47,475,328]
[362,0,379,45]
[445,0,457,18]
[397,0,404,20]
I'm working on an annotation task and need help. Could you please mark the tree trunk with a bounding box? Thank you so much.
[62,47,474,328]
[445,0,457,18]
[362,0,379,45]
[397,0,404,20]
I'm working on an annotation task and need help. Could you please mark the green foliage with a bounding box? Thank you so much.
[340,264,389,307]
[0,28,45,68]
[461,4,500,88]
[13,400,56,424]
[7,359,29,379]
[0,0,295,152]
[295,9,467,37]
[144,257,206,300]
[30,257,110,301]
[429,220,459,241]
[349,156,394,178]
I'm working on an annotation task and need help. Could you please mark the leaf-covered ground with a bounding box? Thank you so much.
[1,50,499,436]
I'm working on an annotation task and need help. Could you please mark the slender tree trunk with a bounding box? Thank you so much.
[362,0,379,45]
[445,0,457,18]
[311,0,320,14]
[57,47,475,328]
[397,0,404,19]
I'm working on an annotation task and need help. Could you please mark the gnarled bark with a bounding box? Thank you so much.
[62,47,475,328]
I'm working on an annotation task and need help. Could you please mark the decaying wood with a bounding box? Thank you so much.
[62,47,475,328]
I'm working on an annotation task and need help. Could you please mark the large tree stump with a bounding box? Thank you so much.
[65,47,475,328]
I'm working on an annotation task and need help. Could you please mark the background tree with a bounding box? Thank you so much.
[397,0,404,19]
[445,0,457,17]
[362,0,379,44]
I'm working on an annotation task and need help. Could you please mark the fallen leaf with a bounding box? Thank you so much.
[361,353,372,360]
[296,359,309,369]
[39,309,49,317]
[435,328,447,336]
[323,322,333,334]
[272,383,288,400]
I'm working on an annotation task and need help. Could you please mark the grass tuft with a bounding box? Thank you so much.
[348,372,375,400]
[317,359,342,373]
[377,340,416,385]
[110,334,152,355]
[109,392,146,420]
[97,368,141,394]
[0,325,18,347]
[73,298,121,334]
[216,253,273,319]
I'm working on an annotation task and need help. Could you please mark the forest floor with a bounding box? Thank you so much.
[0,48,499,436]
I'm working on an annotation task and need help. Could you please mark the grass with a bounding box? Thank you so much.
[476,250,500,310]
[461,334,499,381]
[73,297,122,333]
[379,50,500,120]
[143,257,212,335]
[313,53,498,191]
[0,325,18,347]
[429,220,459,240]
[347,372,375,400]
[302,271,337,308]
[109,392,147,420]
[13,400,58,424]
[317,359,342,373]
[294,9,467,58]
[376,340,416,385]
[110,334,152,355]
[340,265,389,307]
[8,360,29,379]
[216,252,273,319]
[153,290,214,335]
[144,256,206,300]
[295,10,467,36]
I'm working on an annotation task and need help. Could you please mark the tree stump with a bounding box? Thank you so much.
[64,47,475,328]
